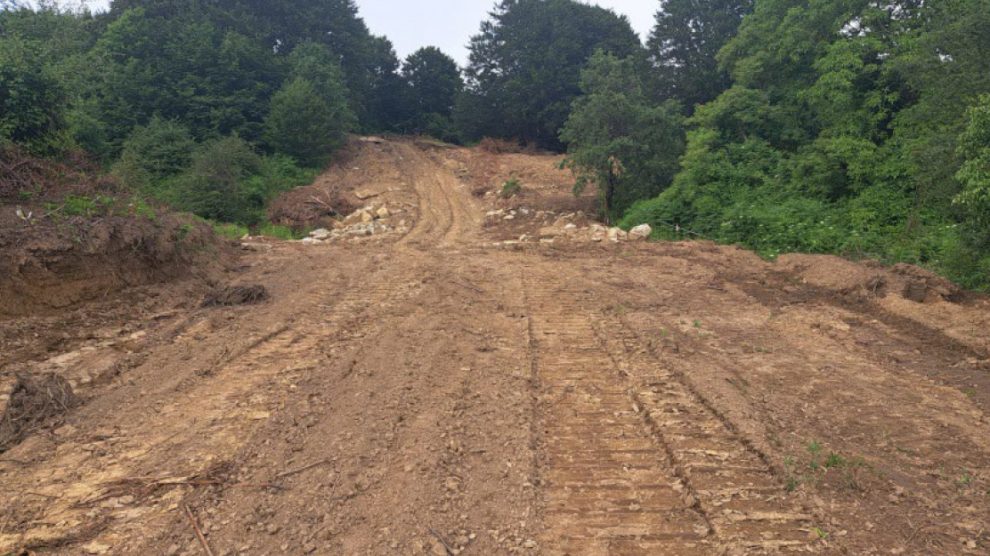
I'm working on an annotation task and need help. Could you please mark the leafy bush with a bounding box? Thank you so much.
[264,78,350,167]
[113,117,196,191]
[213,222,250,240]
[242,154,319,212]
[148,137,317,226]
[0,36,66,153]
[256,223,304,240]
[955,95,990,249]
[500,178,522,199]
[163,136,261,224]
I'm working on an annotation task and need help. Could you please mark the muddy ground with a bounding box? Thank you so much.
[1,138,988,555]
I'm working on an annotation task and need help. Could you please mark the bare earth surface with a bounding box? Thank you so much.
[2,138,989,555]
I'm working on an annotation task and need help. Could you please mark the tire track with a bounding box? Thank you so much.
[525,279,711,555]
[594,313,818,553]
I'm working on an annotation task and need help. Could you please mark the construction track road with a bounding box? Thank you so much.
[2,138,989,555]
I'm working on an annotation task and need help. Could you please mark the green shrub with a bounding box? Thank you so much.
[256,222,303,240]
[113,117,196,191]
[213,222,250,240]
[242,154,319,210]
[500,178,522,199]
[164,135,261,224]
[0,36,67,153]
[264,77,350,167]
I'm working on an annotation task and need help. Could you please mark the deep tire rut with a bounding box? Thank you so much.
[594,314,818,554]
[525,280,711,555]
[525,275,820,554]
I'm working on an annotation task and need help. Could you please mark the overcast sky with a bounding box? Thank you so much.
[69,0,659,65]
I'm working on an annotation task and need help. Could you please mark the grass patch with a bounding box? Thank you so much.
[500,178,522,199]
[256,222,305,240]
[213,222,249,240]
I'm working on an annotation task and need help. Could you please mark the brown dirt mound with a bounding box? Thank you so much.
[202,284,269,307]
[0,213,226,317]
[0,151,232,318]
[267,142,364,229]
[0,373,79,453]
[776,253,962,303]
[0,146,119,204]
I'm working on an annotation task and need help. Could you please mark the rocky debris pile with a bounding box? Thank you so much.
[484,207,587,227]
[508,217,652,246]
[300,203,407,245]
[484,206,654,245]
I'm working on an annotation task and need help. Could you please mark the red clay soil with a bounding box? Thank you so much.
[1,138,988,555]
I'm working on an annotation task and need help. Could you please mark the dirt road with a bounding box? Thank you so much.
[2,139,989,555]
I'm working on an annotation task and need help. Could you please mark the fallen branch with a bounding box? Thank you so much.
[183,504,215,556]
[307,195,337,213]
[276,458,332,480]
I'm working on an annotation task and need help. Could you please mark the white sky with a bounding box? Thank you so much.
[67,0,658,65]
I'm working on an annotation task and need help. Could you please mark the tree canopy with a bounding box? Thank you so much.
[458,0,643,150]
[3,0,990,288]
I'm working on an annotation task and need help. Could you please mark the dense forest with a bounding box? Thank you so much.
[1,0,989,288]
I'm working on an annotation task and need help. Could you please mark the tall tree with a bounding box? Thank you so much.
[0,35,66,152]
[647,0,752,110]
[264,77,349,167]
[459,0,643,150]
[560,51,684,220]
[402,47,463,139]
[94,6,282,148]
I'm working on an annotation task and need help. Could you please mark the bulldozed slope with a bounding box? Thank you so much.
[0,138,988,555]
[0,148,230,318]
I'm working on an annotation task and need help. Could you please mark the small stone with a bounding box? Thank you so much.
[607,227,628,243]
[376,207,391,219]
[522,539,537,549]
[629,224,652,240]
[309,228,331,240]
[430,539,449,556]
[82,541,112,554]
[266,523,281,535]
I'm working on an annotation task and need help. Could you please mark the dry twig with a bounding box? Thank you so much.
[183,504,215,556]
[428,527,455,555]
[276,458,333,480]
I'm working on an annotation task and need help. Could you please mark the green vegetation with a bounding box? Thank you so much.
[213,222,250,240]
[457,0,643,150]
[560,51,684,220]
[619,0,990,289]
[402,46,463,141]
[785,441,870,492]
[0,1,462,230]
[2,1,989,288]
[500,178,522,199]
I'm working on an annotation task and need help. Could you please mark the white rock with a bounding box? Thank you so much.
[301,237,322,245]
[629,224,652,241]
[375,206,390,219]
[564,223,577,231]
[607,227,628,243]
[309,228,331,240]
